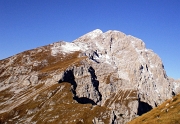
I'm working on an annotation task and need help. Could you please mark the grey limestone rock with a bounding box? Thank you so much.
[0,29,179,124]
[59,29,180,123]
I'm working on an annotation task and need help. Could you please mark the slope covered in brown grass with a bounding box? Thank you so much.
[0,82,111,124]
[128,93,180,124]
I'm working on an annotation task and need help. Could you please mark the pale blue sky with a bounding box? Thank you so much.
[0,0,179,79]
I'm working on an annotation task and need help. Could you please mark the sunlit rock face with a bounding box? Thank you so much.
[0,29,179,124]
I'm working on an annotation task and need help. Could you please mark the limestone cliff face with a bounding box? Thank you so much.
[0,29,179,124]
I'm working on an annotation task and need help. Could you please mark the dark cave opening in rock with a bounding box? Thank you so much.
[73,96,96,105]
[58,70,77,95]
[88,66,102,102]
[172,91,175,96]
[58,69,97,105]
[137,99,153,116]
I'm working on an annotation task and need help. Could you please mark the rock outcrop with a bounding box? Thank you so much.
[0,29,179,123]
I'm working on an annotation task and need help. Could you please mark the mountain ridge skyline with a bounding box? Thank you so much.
[1,1,180,79]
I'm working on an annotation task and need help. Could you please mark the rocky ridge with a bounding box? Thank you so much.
[0,29,179,123]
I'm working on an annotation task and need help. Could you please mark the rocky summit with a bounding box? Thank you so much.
[0,29,179,124]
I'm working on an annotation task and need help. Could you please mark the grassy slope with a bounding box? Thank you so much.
[0,83,111,124]
[0,46,110,124]
[128,94,180,124]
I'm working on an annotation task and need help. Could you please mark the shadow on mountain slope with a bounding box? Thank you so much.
[88,66,102,102]
[58,69,96,105]
[137,98,152,116]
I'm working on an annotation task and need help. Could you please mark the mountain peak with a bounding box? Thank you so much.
[0,29,180,124]
[73,29,103,42]
[85,29,103,39]
[91,28,103,33]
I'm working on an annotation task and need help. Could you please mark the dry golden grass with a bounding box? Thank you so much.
[105,74,111,84]
[0,88,14,110]
[40,51,86,73]
[0,75,10,83]
[128,94,180,124]
[0,82,111,124]
[104,73,120,84]
[11,46,86,73]
[104,90,137,110]
[0,44,110,123]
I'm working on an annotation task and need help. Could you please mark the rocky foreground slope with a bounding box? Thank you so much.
[0,29,179,123]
